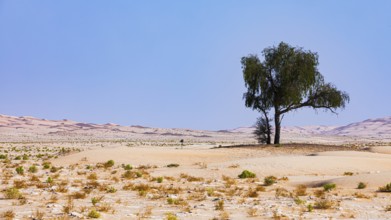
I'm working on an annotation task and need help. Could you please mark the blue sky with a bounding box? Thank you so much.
[0,1,390,130]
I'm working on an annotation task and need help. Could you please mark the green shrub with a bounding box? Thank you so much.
[22,154,29,160]
[166,163,180,168]
[264,176,277,186]
[42,162,51,169]
[0,154,7,159]
[15,166,24,175]
[357,182,367,189]
[104,160,115,168]
[379,183,391,192]
[88,209,101,218]
[124,164,132,170]
[46,177,53,184]
[28,165,38,173]
[323,183,336,191]
[238,170,256,179]
[157,177,164,183]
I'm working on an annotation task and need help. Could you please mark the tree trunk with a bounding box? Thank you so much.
[265,116,271,145]
[274,113,281,144]
[260,109,272,145]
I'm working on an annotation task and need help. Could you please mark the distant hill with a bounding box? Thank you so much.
[0,114,390,142]
[230,116,391,139]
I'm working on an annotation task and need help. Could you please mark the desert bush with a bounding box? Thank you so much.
[13,179,27,189]
[46,176,54,184]
[314,189,325,198]
[1,210,15,220]
[238,170,256,179]
[50,166,60,173]
[88,209,101,218]
[353,192,370,199]
[56,184,68,193]
[87,173,98,180]
[166,163,179,168]
[314,199,334,209]
[123,164,133,170]
[42,162,51,169]
[28,165,38,173]
[4,187,22,199]
[157,176,164,183]
[180,173,204,182]
[104,160,115,168]
[72,191,86,199]
[247,207,258,217]
[63,197,74,214]
[106,186,117,193]
[385,205,391,212]
[30,175,40,182]
[15,166,24,175]
[91,196,104,206]
[33,209,44,220]
[275,187,291,198]
[357,182,367,189]
[222,175,237,188]
[378,183,391,192]
[0,154,7,159]
[323,183,336,191]
[264,176,277,186]
[294,197,306,205]
[215,200,224,211]
[246,187,258,198]
[165,212,178,220]
[97,203,114,213]
[343,171,354,176]
[294,184,307,196]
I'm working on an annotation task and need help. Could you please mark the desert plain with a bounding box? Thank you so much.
[0,114,391,219]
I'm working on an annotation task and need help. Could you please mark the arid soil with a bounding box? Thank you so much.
[0,141,390,219]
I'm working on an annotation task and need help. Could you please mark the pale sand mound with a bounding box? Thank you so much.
[370,146,391,154]
[52,146,230,166]
[307,171,391,189]
[53,147,391,186]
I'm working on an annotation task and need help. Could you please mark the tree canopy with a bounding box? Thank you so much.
[241,42,349,144]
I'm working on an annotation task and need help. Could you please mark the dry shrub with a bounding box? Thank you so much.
[246,187,259,198]
[294,184,307,196]
[247,207,258,217]
[13,179,27,189]
[180,173,204,182]
[314,189,325,198]
[314,199,334,209]
[87,173,98,180]
[215,200,224,211]
[275,187,291,198]
[72,191,86,199]
[63,196,74,214]
[1,210,15,220]
[137,206,153,219]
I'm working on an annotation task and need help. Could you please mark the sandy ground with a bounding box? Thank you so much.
[0,117,390,219]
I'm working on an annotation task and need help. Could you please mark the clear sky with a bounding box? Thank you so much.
[0,1,390,130]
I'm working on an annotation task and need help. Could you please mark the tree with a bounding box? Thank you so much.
[241,42,349,144]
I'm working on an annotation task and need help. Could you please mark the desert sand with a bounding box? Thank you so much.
[0,114,390,219]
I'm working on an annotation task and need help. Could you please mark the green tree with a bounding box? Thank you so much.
[241,42,349,144]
